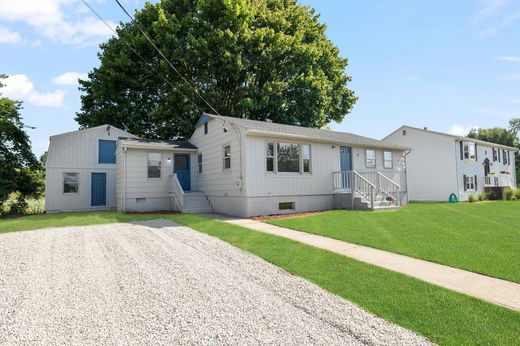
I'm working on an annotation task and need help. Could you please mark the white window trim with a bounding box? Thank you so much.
[463,142,476,161]
[147,152,162,180]
[383,151,393,169]
[223,144,231,171]
[63,172,80,194]
[366,149,376,168]
[265,140,312,175]
[466,175,476,191]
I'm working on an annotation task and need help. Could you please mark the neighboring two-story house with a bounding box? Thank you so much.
[382,125,518,202]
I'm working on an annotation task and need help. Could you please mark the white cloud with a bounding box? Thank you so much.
[449,124,480,136]
[473,0,509,23]
[0,25,21,43]
[0,74,65,107]
[0,0,116,46]
[503,72,520,80]
[52,72,88,86]
[496,56,520,63]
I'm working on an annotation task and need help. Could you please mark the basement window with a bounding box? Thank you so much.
[279,202,295,210]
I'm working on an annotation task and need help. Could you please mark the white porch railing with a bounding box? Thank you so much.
[169,174,185,212]
[484,174,514,188]
[333,170,401,209]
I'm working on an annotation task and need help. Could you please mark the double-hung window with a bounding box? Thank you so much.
[383,151,393,169]
[465,175,475,191]
[503,150,508,164]
[493,148,498,162]
[63,172,79,193]
[197,154,203,173]
[147,152,162,178]
[463,142,476,160]
[223,145,231,170]
[265,141,311,174]
[366,150,376,168]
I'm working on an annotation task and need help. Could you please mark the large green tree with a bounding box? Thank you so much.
[0,75,41,213]
[76,0,357,140]
[467,119,520,185]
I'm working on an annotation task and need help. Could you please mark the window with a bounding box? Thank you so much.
[204,122,208,135]
[197,154,203,173]
[266,142,275,172]
[366,150,376,168]
[279,202,295,210]
[98,140,116,164]
[63,172,79,193]
[147,152,162,178]
[277,142,300,172]
[402,129,407,136]
[383,151,393,169]
[223,145,231,170]
[266,141,311,173]
[503,149,508,164]
[493,148,498,162]
[463,142,476,160]
[302,144,311,173]
[465,175,475,191]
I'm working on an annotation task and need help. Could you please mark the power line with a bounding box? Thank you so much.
[114,0,222,116]
[80,0,204,113]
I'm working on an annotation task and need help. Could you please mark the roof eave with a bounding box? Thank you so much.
[247,130,411,151]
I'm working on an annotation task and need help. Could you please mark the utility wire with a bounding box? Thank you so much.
[80,0,204,113]
[114,0,222,116]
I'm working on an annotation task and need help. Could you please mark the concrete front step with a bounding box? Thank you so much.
[183,192,214,213]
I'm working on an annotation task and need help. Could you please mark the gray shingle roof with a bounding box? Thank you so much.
[119,137,198,150]
[201,114,409,150]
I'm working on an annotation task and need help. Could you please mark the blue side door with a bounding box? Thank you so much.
[340,147,352,171]
[174,154,191,191]
[91,173,107,206]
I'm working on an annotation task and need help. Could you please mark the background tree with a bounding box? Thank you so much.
[467,120,520,185]
[0,75,42,215]
[76,0,357,140]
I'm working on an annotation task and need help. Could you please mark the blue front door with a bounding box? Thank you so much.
[91,173,107,206]
[340,147,352,171]
[174,154,191,191]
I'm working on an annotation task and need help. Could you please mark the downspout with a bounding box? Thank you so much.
[454,140,460,200]
[403,149,412,205]
[123,146,127,213]
[231,123,244,192]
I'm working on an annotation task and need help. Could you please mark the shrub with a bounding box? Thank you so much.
[505,188,514,201]
[468,194,477,203]
[514,189,520,201]
[486,191,498,200]
[477,193,488,201]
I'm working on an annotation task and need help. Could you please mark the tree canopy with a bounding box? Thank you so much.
[0,75,42,212]
[76,0,357,140]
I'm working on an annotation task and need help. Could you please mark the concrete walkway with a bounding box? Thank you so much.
[208,214,520,312]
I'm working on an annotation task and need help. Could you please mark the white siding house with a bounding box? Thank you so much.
[45,125,136,213]
[382,125,518,202]
[48,115,409,216]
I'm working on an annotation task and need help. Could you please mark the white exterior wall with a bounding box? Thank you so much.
[116,147,198,212]
[384,127,458,201]
[45,126,134,212]
[244,134,407,216]
[189,118,247,216]
[455,142,517,201]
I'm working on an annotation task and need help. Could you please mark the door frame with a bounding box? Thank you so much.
[340,146,353,171]
[91,172,107,207]
[174,153,191,191]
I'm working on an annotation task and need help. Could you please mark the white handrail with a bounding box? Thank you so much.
[377,171,400,206]
[352,170,375,209]
[169,174,185,212]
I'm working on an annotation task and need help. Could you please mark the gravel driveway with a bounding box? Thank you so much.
[0,220,430,345]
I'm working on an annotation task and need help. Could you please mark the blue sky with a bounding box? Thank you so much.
[1,0,519,157]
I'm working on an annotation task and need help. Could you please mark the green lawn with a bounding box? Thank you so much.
[1,211,520,344]
[266,202,520,283]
